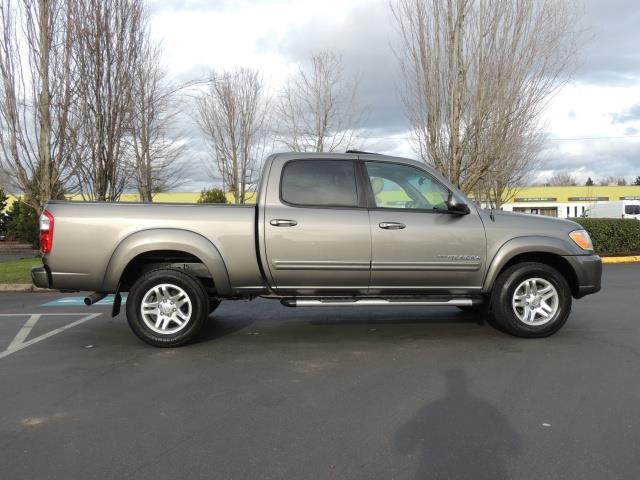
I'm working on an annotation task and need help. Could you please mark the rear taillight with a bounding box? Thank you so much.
[39,210,54,254]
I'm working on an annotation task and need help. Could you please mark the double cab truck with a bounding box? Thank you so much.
[32,152,602,346]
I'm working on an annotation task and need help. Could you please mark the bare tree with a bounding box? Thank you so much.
[70,0,146,201]
[597,176,616,186]
[0,168,10,189]
[0,0,77,212]
[196,68,268,204]
[275,50,363,152]
[129,40,185,202]
[392,0,577,196]
[474,132,544,208]
[596,176,628,186]
[546,172,578,186]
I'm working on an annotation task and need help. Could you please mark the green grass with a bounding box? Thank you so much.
[0,257,42,284]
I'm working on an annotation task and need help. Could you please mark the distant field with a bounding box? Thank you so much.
[5,189,435,206]
[5,191,256,208]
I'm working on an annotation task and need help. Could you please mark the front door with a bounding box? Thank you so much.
[263,158,371,295]
[363,161,486,294]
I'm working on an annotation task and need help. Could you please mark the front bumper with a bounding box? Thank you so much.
[563,254,602,298]
[31,266,51,289]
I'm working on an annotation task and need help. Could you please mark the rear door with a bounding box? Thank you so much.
[363,160,486,294]
[262,156,371,295]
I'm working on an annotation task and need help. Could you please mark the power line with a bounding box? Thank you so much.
[546,135,640,141]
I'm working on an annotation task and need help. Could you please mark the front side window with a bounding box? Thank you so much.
[281,160,358,207]
[365,162,450,210]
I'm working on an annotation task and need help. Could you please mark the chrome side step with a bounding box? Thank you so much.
[281,298,476,308]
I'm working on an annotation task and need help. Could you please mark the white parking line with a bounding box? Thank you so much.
[0,313,102,360]
[7,314,41,351]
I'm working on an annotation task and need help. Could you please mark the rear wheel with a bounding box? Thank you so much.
[126,268,209,347]
[489,262,571,338]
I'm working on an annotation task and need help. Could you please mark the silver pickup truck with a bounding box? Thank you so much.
[32,152,602,346]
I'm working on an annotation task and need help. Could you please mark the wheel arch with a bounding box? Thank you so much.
[483,237,580,298]
[102,228,231,295]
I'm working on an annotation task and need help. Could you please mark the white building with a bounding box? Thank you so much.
[490,186,640,219]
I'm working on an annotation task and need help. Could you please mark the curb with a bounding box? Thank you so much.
[601,256,640,264]
[0,284,48,292]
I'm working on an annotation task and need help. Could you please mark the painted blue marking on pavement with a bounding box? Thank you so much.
[42,294,127,307]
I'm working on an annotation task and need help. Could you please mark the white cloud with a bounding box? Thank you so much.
[148,0,640,186]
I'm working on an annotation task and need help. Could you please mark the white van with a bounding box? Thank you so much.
[585,200,640,220]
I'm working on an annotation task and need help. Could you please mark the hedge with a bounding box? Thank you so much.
[572,218,640,256]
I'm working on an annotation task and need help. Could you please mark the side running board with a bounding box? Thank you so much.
[281,298,477,308]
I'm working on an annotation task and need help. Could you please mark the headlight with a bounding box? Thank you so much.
[569,229,593,251]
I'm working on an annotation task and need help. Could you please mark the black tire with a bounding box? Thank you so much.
[489,262,572,338]
[126,268,209,347]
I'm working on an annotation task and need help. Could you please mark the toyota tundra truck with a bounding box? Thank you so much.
[31,152,602,346]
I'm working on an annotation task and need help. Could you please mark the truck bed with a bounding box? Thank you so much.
[43,201,263,292]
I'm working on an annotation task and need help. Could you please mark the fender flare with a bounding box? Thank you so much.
[101,228,231,294]
[482,236,578,293]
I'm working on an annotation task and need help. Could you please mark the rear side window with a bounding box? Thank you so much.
[281,160,358,207]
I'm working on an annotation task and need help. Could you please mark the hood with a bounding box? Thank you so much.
[479,209,583,239]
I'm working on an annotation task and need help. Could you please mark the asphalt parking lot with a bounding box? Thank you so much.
[0,264,638,479]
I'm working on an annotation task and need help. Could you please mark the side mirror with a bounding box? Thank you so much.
[447,192,470,215]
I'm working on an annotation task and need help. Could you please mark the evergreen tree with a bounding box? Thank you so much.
[0,187,8,236]
[197,187,228,204]
[585,177,594,186]
[5,198,39,247]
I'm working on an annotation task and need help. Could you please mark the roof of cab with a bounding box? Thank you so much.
[270,151,442,179]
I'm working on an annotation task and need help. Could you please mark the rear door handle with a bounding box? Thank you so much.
[379,222,406,230]
[270,219,298,227]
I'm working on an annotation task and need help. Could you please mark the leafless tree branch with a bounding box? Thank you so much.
[70,0,146,201]
[195,68,268,204]
[0,0,78,211]
[129,37,186,202]
[392,0,578,202]
[274,50,364,153]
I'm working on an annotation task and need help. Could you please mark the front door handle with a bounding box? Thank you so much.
[270,219,298,227]
[379,222,406,230]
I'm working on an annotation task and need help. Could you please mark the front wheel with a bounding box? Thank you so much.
[126,268,209,347]
[489,262,572,338]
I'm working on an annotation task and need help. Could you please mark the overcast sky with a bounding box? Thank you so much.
[148,0,640,189]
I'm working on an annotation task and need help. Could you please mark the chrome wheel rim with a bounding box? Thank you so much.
[141,283,192,335]
[512,277,559,326]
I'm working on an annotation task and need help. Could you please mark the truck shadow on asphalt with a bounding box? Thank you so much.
[192,314,257,345]
[307,309,484,326]
[396,368,522,480]
[196,308,500,345]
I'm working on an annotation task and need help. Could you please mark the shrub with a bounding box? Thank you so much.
[5,198,39,247]
[0,187,7,211]
[197,187,228,204]
[573,218,640,256]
